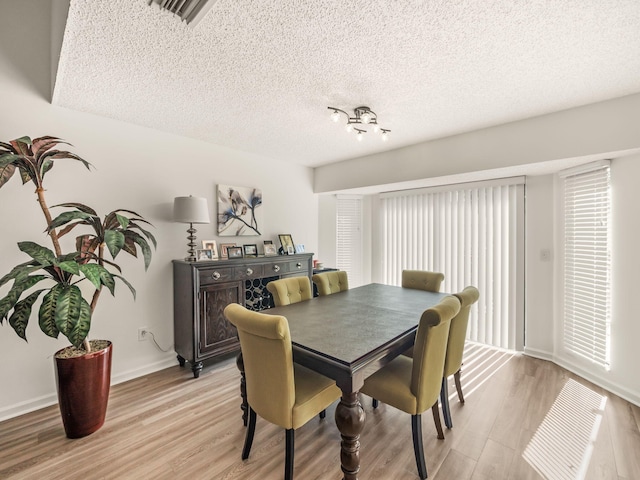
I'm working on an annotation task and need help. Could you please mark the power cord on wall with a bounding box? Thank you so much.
[141,329,173,352]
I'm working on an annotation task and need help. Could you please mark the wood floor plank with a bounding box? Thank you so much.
[1,345,638,480]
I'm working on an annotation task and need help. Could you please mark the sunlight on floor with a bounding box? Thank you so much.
[522,378,607,480]
[451,342,515,402]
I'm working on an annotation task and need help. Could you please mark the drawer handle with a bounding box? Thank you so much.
[211,271,221,280]
[246,268,253,276]
[296,262,302,268]
[273,265,280,272]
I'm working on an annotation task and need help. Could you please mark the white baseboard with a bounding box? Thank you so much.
[523,346,554,361]
[523,348,640,408]
[553,356,640,408]
[0,354,178,423]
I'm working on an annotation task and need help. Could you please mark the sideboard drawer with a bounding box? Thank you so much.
[233,264,264,280]
[198,267,235,285]
[284,259,307,274]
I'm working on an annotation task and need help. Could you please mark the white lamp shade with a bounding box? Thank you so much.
[173,196,210,224]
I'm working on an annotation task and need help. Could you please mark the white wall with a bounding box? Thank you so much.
[0,1,317,420]
[523,175,555,357]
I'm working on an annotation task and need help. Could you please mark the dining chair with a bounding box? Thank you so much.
[360,295,461,480]
[438,286,480,430]
[401,269,445,293]
[312,270,349,296]
[266,276,313,306]
[224,303,341,480]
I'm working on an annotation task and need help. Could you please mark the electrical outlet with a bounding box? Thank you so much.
[138,327,149,341]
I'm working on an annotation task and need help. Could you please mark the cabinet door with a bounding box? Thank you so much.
[198,281,242,359]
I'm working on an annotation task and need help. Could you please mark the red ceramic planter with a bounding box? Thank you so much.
[54,341,113,439]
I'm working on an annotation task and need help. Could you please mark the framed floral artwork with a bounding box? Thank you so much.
[217,184,262,236]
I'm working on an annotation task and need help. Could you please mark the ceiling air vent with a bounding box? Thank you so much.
[147,0,218,26]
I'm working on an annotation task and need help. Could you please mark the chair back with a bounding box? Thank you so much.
[402,270,445,293]
[443,286,480,377]
[266,276,313,306]
[312,271,349,296]
[224,303,296,429]
[411,295,461,412]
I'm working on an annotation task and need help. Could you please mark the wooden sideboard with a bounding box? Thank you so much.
[173,253,313,377]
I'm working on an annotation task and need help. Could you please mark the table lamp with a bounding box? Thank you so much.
[174,196,210,261]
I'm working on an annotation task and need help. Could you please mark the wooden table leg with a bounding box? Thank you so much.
[335,391,365,480]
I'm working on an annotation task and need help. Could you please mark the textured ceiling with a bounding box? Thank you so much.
[53,0,640,167]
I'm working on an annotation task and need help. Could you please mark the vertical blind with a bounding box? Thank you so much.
[561,161,611,369]
[336,195,363,287]
[380,179,524,350]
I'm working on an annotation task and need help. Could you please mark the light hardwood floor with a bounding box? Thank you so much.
[1,344,639,480]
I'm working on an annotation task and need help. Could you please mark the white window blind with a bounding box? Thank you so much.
[380,179,524,350]
[336,195,363,287]
[561,161,611,369]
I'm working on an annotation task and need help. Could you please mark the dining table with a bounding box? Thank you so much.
[235,282,450,480]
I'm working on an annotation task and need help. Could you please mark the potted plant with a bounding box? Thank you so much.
[0,135,156,438]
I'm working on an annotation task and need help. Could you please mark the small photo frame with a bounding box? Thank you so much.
[243,244,258,257]
[278,234,294,255]
[227,246,244,259]
[264,243,277,256]
[196,249,213,261]
[220,243,236,259]
[295,244,305,253]
[202,240,219,259]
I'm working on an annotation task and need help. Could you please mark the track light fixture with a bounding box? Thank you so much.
[327,106,391,141]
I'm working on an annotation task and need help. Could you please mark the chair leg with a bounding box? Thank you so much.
[372,398,379,408]
[454,370,465,403]
[319,409,326,419]
[242,407,257,460]
[440,377,453,429]
[411,414,428,479]
[431,403,444,440]
[284,429,295,480]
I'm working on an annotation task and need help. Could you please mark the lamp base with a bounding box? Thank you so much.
[186,224,198,262]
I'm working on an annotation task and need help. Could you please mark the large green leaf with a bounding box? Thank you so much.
[57,260,80,275]
[129,232,153,270]
[40,150,92,171]
[0,274,47,321]
[17,242,56,265]
[53,202,98,216]
[113,274,136,300]
[135,224,157,249]
[8,289,45,341]
[68,299,91,348]
[53,284,85,338]
[48,210,95,231]
[0,161,16,188]
[38,286,62,338]
[104,230,125,258]
[0,260,39,287]
[115,213,130,229]
[78,263,116,295]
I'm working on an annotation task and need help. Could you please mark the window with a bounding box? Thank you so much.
[561,161,611,369]
[380,178,525,350]
[336,195,363,287]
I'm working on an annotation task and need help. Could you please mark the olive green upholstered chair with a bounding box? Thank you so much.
[266,276,313,307]
[312,270,349,296]
[438,286,480,430]
[401,269,445,293]
[360,296,461,480]
[224,303,341,480]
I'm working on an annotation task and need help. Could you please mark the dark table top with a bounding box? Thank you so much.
[266,283,450,389]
